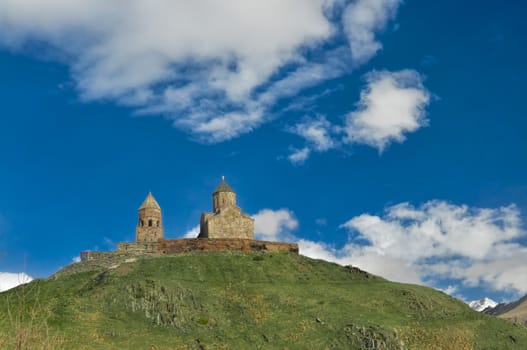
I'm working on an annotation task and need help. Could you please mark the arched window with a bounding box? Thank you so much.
[148,219,153,227]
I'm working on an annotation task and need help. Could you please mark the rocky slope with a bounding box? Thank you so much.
[485,295,527,327]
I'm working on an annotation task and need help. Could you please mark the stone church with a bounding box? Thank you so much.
[81,177,297,261]
[198,177,254,239]
[133,177,254,242]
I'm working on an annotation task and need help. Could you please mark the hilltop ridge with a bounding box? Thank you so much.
[1,252,527,349]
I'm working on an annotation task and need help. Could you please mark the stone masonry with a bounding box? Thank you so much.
[158,238,298,254]
[198,177,254,239]
[80,178,296,262]
[136,192,164,242]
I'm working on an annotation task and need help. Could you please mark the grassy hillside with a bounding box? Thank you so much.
[501,301,527,327]
[1,252,527,349]
[486,295,527,327]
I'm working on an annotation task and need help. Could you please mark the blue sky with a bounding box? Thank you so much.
[0,0,526,302]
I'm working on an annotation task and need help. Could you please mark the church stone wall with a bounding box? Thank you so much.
[117,241,158,253]
[136,226,163,242]
[158,238,298,254]
[200,207,254,239]
[81,238,299,262]
[213,191,236,211]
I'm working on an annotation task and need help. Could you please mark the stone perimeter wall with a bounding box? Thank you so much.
[81,238,298,262]
[158,238,298,254]
[117,241,158,253]
[80,250,158,262]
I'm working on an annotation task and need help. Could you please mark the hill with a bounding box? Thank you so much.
[1,252,527,349]
[485,295,527,327]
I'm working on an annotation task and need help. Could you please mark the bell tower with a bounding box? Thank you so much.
[136,192,164,242]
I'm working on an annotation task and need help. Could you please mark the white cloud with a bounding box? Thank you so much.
[437,285,458,296]
[297,239,342,263]
[183,225,200,238]
[0,272,33,292]
[0,0,329,141]
[257,47,350,107]
[1,0,332,98]
[287,69,431,163]
[286,117,334,165]
[440,256,527,294]
[258,201,526,295]
[72,256,81,263]
[290,116,336,152]
[343,0,402,66]
[305,201,527,295]
[344,70,430,151]
[342,201,522,261]
[288,147,311,165]
[253,209,298,241]
[183,109,265,144]
[0,0,403,142]
[297,240,423,284]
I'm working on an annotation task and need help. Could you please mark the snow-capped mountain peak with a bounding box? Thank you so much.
[468,297,498,312]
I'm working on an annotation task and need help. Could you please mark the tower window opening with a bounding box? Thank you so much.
[157,221,160,227]
[140,219,144,227]
[148,219,153,227]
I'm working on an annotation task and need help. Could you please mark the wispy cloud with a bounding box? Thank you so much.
[290,116,336,152]
[343,0,402,66]
[0,0,403,142]
[287,116,336,164]
[287,147,311,166]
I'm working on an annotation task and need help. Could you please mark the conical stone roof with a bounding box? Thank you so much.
[214,177,235,193]
[139,192,161,210]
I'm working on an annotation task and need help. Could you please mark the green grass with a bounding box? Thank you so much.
[1,252,527,349]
